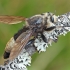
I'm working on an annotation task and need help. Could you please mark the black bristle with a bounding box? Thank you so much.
[2,68,5,70]
[3,51,10,59]
[41,33,47,43]
[0,67,1,70]
[41,13,44,15]
[44,26,56,31]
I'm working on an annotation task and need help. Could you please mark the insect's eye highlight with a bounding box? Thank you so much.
[50,16,54,23]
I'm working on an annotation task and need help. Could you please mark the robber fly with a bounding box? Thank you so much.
[0,12,57,61]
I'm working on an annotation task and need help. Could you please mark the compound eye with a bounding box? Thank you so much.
[50,16,54,23]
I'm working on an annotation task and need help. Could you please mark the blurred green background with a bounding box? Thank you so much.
[0,0,70,70]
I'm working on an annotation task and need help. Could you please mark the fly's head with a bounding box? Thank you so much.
[42,12,58,31]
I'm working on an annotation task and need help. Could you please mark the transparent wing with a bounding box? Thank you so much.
[0,16,26,24]
[9,30,33,60]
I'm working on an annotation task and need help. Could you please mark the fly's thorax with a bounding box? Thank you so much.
[26,12,58,32]
[26,15,44,32]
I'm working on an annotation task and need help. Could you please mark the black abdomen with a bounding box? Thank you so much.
[3,51,10,59]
